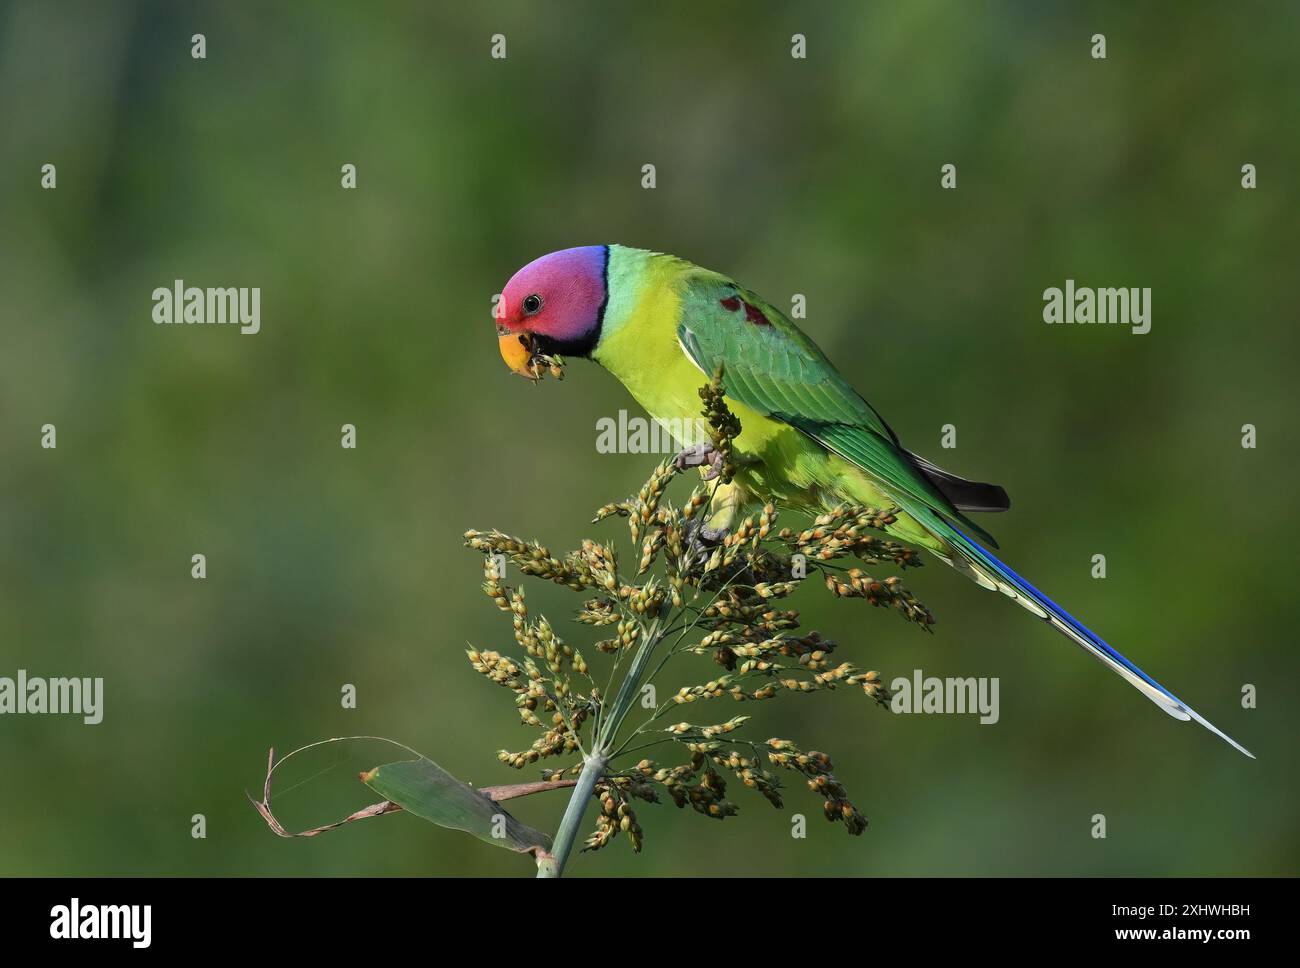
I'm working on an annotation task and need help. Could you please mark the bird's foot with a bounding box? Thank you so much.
[684,520,729,563]
[697,524,729,545]
[673,441,724,481]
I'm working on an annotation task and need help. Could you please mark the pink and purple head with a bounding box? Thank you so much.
[496,245,609,377]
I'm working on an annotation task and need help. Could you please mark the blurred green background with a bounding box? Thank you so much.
[1,0,1296,877]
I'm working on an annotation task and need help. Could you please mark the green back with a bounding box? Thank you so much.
[676,273,998,546]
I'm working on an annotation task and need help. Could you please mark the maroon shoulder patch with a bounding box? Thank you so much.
[741,300,771,326]
[719,294,771,326]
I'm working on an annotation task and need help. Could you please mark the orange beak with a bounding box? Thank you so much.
[498,330,537,378]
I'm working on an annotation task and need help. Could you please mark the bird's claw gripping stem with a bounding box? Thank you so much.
[684,518,729,552]
[673,441,724,481]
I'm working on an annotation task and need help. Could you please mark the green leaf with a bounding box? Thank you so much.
[361,758,552,855]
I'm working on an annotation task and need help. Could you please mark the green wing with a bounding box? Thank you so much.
[676,273,1001,547]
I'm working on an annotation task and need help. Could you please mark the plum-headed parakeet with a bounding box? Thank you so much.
[494,244,1252,757]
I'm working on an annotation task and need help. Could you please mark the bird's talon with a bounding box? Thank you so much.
[672,441,717,473]
[684,520,729,559]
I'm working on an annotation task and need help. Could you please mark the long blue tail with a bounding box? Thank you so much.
[935,519,1254,758]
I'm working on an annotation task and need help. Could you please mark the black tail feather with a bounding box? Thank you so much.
[903,450,1010,513]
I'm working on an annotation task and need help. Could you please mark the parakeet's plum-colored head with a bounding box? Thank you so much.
[496,245,608,377]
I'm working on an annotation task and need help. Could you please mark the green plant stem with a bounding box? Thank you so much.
[598,620,662,750]
[538,621,664,878]
[536,749,608,878]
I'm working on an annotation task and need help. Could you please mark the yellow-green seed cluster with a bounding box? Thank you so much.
[766,738,867,835]
[582,777,654,854]
[462,375,932,856]
[699,366,742,484]
[824,568,934,627]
